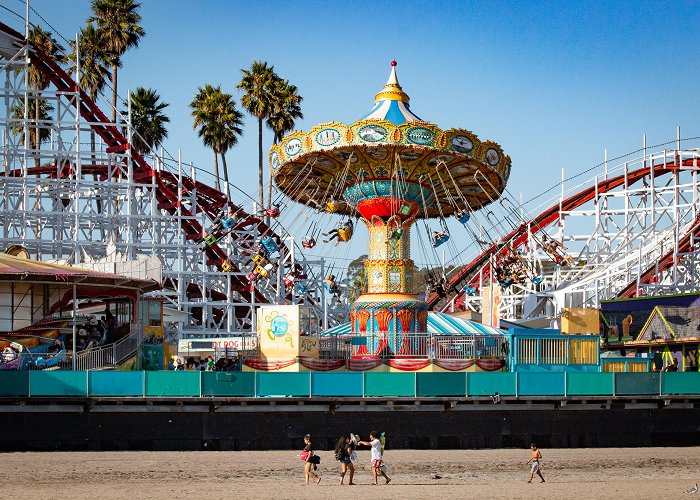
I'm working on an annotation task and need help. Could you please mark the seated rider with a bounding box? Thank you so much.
[302,236,316,249]
[265,204,281,218]
[323,274,341,300]
[323,220,354,246]
[455,208,470,223]
[432,229,450,247]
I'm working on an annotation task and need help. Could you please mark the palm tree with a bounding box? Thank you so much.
[265,77,303,210]
[10,98,54,150]
[89,0,145,123]
[23,26,63,167]
[237,61,277,211]
[126,87,170,154]
[190,85,244,192]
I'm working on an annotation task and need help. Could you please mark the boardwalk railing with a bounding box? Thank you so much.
[319,333,505,360]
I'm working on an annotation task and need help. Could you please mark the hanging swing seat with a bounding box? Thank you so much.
[261,236,279,254]
[389,228,404,241]
[202,232,219,246]
[325,200,342,213]
[265,206,280,218]
[398,203,413,216]
[457,212,471,224]
[221,215,236,229]
[432,232,450,247]
[302,237,316,249]
[337,226,353,242]
[251,253,267,265]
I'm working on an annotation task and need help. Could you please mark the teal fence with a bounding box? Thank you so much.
[0,371,699,398]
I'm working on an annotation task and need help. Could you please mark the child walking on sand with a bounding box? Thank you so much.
[300,434,321,486]
[526,442,545,483]
[358,431,391,485]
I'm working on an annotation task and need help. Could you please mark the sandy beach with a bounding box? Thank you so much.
[2,447,699,499]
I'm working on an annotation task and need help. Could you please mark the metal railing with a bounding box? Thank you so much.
[319,333,506,360]
[62,324,141,371]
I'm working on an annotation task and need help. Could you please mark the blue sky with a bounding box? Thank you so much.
[4,0,699,268]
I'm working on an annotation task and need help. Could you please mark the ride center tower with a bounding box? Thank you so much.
[270,61,511,353]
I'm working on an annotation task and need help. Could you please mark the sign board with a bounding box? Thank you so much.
[177,337,258,354]
[481,285,501,329]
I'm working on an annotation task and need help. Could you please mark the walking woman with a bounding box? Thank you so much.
[335,435,355,485]
[301,434,321,486]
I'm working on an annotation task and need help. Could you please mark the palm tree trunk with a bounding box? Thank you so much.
[212,150,221,192]
[258,117,264,213]
[111,63,118,123]
[221,152,230,198]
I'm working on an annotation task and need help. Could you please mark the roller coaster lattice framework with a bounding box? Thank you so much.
[2,18,700,332]
[0,21,339,337]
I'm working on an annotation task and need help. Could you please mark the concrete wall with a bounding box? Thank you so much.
[0,399,699,451]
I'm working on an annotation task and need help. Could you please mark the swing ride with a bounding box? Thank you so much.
[269,61,512,352]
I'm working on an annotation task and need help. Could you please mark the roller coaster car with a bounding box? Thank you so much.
[531,276,544,285]
[220,215,236,229]
[463,286,478,296]
[302,237,316,249]
[337,227,353,242]
[283,274,295,288]
[255,265,269,278]
[296,283,309,294]
[221,260,233,272]
[261,236,279,254]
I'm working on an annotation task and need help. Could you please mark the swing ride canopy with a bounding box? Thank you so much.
[269,61,512,220]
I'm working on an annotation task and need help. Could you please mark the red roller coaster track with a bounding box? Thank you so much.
[0,21,281,308]
[429,157,700,310]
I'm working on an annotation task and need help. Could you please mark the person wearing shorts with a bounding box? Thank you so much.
[526,442,545,483]
[359,431,391,485]
[335,436,355,485]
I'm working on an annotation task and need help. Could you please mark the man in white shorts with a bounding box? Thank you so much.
[358,431,391,485]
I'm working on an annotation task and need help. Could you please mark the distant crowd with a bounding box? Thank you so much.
[168,355,242,371]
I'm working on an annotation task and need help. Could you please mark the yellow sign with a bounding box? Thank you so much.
[561,308,600,334]
[257,305,300,359]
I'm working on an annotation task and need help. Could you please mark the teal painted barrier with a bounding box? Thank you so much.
[9,371,700,399]
[30,370,87,396]
[615,372,660,395]
[518,372,566,396]
[89,371,144,396]
[364,372,415,397]
[467,372,516,396]
[201,372,255,396]
[0,371,29,396]
[256,372,310,397]
[416,372,466,396]
[566,372,614,395]
[145,371,200,397]
[661,372,700,395]
[311,372,364,397]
